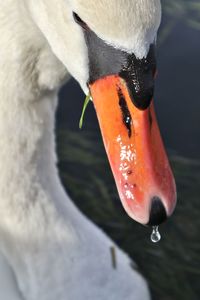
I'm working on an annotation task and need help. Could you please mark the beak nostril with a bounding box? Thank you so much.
[147,197,167,226]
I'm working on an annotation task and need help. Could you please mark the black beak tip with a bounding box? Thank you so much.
[147,196,167,226]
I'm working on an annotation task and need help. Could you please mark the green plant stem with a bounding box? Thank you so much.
[79,94,92,129]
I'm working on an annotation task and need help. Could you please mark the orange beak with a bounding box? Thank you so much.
[89,75,176,225]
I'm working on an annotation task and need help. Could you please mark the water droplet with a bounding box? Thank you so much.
[150,226,161,243]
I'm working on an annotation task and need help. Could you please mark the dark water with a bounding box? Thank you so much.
[156,20,200,159]
[58,20,200,159]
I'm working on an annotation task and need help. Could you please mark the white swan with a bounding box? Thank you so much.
[0,0,175,299]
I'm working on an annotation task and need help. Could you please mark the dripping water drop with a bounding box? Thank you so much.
[150,226,161,243]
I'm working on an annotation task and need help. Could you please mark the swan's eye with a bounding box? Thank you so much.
[73,12,88,30]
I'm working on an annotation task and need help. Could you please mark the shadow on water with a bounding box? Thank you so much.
[56,4,200,300]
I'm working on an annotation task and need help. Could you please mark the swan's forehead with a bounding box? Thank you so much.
[70,0,161,58]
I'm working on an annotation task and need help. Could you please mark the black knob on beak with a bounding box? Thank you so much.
[147,197,167,226]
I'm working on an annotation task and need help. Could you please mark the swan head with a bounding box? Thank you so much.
[26,0,161,91]
[26,0,177,226]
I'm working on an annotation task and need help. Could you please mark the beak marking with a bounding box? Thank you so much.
[117,87,132,138]
[148,109,153,129]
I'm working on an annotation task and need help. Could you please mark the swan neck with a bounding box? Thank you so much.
[0,2,85,298]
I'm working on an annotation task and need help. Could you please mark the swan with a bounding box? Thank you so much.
[0,0,177,299]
